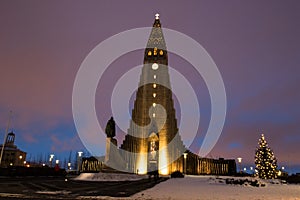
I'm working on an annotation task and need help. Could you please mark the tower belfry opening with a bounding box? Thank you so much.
[5,132,15,146]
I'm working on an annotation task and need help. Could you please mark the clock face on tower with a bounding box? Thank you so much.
[152,63,159,70]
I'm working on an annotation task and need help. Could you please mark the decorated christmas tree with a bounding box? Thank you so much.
[255,134,278,179]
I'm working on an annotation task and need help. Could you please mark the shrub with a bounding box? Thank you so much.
[171,171,184,178]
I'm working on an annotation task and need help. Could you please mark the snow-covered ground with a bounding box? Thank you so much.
[131,175,300,200]
[74,172,147,182]
[74,174,300,199]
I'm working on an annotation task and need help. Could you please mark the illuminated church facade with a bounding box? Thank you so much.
[106,14,236,176]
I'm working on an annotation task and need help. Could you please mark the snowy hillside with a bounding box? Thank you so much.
[132,175,300,200]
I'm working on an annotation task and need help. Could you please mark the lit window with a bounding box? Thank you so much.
[153,93,156,98]
[153,83,156,88]
[159,50,163,55]
[148,51,152,56]
[154,47,157,55]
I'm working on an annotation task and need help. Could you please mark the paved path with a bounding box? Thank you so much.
[0,176,167,199]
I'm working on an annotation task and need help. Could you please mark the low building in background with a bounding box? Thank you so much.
[0,132,26,167]
[80,156,103,172]
[184,152,236,175]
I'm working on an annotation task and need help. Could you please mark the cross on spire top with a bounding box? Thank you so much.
[155,13,159,20]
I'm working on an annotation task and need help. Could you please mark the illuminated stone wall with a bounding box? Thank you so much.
[120,15,185,175]
[184,152,236,175]
[80,157,103,172]
[119,15,236,176]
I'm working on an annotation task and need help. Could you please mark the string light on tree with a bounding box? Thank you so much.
[255,133,278,179]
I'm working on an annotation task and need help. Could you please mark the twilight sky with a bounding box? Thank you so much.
[0,1,299,170]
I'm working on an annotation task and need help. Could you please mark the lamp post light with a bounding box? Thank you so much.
[281,166,285,171]
[68,162,71,170]
[18,155,23,165]
[250,166,254,174]
[49,154,54,167]
[54,159,60,171]
[237,157,242,173]
[77,151,83,173]
[183,153,188,174]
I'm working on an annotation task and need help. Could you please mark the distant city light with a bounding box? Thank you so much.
[237,157,242,163]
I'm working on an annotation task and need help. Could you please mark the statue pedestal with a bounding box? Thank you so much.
[105,137,126,171]
[105,137,117,163]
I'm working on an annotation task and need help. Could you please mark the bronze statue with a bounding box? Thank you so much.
[105,117,116,138]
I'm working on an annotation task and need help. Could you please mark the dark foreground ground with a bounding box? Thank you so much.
[0,176,167,199]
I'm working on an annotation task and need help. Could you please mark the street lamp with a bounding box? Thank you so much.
[49,154,54,167]
[237,157,242,173]
[68,162,71,170]
[250,166,254,174]
[183,153,188,174]
[18,155,23,165]
[77,151,83,173]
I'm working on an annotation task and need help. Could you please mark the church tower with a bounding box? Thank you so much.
[120,14,186,175]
